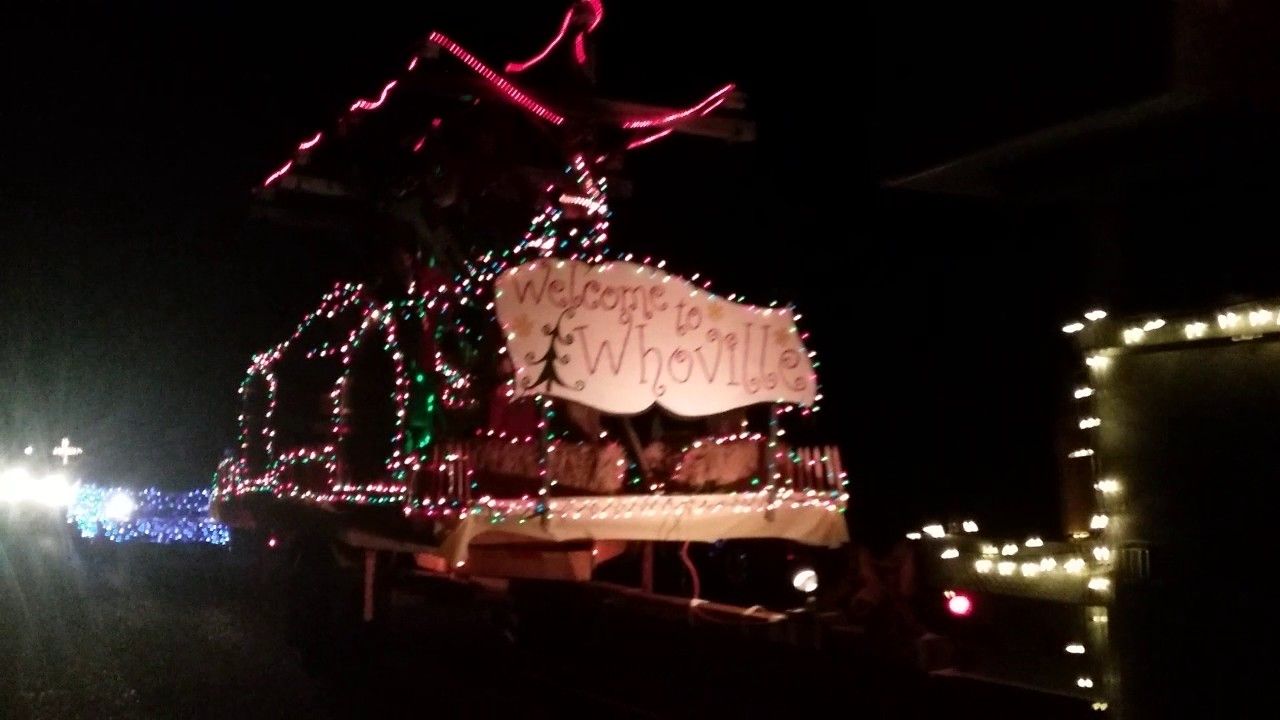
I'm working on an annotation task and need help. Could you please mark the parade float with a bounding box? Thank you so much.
[213,1,848,616]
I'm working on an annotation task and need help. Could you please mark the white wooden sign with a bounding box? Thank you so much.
[493,259,817,417]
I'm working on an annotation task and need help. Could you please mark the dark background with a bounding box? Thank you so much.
[3,1,1243,538]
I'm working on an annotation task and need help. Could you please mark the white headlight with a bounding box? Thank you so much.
[791,567,819,594]
[36,473,75,507]
[0,467,75,507]
[0,466,31,504]
[104,491,138,522]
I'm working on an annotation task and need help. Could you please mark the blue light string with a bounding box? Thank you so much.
[66,485,230,545]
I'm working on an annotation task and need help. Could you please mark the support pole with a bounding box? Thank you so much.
[641,542,655,594]
[764,404,782,519]
[536,395,553,521]
[362,549,377,622]
[619,417,651,483]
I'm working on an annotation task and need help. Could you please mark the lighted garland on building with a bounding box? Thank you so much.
[912,521,1113,703]
[901,307,1130,705]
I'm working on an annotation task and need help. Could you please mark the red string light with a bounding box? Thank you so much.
[263,160,292,187]
[505,8,575,73]
[350,80,398,112]
[626,128,672,150]
[584,0,604,31]
[621,83,735,129]
[259,7,735,188]
[575,0,604,64]
[506,0,603,73]
[429,32,566,125]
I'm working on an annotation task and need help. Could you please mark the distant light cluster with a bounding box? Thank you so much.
[66,485,229,545]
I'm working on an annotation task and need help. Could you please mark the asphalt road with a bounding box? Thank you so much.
[2,529,1098,719]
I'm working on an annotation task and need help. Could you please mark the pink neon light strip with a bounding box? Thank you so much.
[263,160,293,187]
[298,131,323,150]
[505,9,574,73]
[576,0,604,64]
[626,127,673,150]
[407,56,419,71]
[585,0,604,31]
[350,80,397,112]
[428,32,565,125]
[508,0,604,72]
[621,83,735,129]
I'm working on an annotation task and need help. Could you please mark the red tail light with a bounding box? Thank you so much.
[944,590,973,617]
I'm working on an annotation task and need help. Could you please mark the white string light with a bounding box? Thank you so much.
[52,437,82,466]
[1094,478,1121,494]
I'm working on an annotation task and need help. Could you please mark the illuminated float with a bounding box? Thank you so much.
[214,1,847,603]
[215,162,848,581]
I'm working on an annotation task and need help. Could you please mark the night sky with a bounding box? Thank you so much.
[3,2,1225,537]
